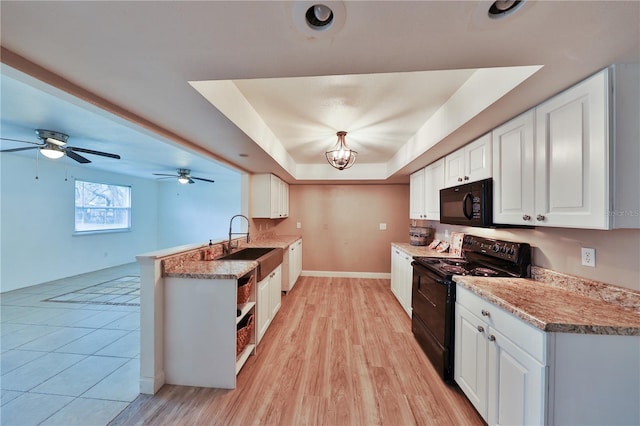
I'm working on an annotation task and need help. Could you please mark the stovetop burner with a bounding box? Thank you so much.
[442,258,467,266]
[441,265,467,274]
[471,267,500,277]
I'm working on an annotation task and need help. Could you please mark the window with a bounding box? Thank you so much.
[74,180,131,233]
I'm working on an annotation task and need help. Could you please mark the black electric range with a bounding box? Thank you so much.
[411,235,531,382]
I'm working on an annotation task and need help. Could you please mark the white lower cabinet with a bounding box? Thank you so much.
[285,239,302,292]
[455,284,640,425]
[455,285,546,425]
[390,246,413,317]
[257,265,282,343]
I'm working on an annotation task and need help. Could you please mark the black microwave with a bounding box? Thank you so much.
[440,178,493,227]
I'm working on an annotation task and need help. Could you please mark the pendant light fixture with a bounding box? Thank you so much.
[325,131,357,170]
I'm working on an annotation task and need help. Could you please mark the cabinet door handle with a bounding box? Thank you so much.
[458,177,463,182]
[481,309,490,317]
[522,214,531,221]
[536,214,546,221]
[477,325,485,333]
[464,176,470,181]
[488,334,496,342]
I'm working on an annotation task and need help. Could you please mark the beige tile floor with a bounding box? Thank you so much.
[0,263,140,425]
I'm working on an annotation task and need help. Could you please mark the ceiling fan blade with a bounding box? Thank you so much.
[0,137,43,146]
[0,146,40,153]
[192,176,216,183]
[65,149,91,163]
[67,146,120,159]
[152,173,178,177]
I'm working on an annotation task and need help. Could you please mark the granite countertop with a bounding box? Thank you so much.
[164,259,257,280]
[162,234,302,280]
[392,242,460,258]
[454,269,640,336]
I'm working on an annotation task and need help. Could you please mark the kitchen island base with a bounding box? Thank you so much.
[164,273,256,389]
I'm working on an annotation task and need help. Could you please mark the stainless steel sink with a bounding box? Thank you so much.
[217,247,283,281]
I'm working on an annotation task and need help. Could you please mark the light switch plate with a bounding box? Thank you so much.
[581,247,596,267]
[296,222,301,229]
[379,223,387,230]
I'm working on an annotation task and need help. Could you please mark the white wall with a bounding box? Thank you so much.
[0,154,159,292]
[0,154,244,292]
[156,170,242,248]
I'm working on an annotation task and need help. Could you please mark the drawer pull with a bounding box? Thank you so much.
[481,309,490,317]
[488,334,496,342]
[477,325,485,333]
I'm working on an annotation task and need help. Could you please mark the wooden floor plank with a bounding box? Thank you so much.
[110,276,484,426]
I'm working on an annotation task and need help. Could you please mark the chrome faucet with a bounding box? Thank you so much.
[224,214,250,254]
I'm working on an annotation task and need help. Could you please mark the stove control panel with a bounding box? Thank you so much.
[462,235,527,262]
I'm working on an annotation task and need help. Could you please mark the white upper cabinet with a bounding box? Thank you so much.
[492,110,535,225]
[534,70,609,229]
[424,158,445,221]
[251,174,289,219]
[409,168,426,220]
[444,133,492,188]
[493,65,639,229]
[410,159,445,221]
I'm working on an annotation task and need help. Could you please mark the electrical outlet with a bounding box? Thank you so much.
[296,222,301,229]
[581,247,596,267]
[379,223,387,231]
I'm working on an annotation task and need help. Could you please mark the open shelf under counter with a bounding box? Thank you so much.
[236,343,256,374]
[236,302,256,325]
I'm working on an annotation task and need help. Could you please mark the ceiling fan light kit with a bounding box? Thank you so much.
[40,143,65,159]
[153,168,215,184]
[326,131,357,170]
[0,128,120,164]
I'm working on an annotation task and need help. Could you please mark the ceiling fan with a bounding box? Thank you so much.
[153,169,215,184]
[0,129,121,163]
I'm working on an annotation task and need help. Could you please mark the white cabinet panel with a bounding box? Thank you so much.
[488,327,545,426]
[424,158,445,221]
[390,246,412,318]
[251,174,289,219]
[455,285,545,424]
[410,159,445,220]
[534,70,608,229]
[445,133,492,188]
[455,304,488,418]
[492,110,535,225]
[257,277,270,343]
[410,169,426,219]
[256,264,282,343]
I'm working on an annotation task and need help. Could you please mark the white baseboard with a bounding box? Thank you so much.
[300,270,391,279]
[140,370,165,395]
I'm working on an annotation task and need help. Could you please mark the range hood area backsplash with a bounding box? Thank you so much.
[427,221,640,292]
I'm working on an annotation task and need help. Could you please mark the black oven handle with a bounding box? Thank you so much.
[462,192,473,220]
[412,261,451,287]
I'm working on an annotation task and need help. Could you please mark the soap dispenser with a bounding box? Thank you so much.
[204,240,215,260]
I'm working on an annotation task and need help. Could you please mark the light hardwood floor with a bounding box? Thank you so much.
[111,277,484,426]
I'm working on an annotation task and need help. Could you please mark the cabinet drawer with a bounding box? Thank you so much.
[456,285,546,363]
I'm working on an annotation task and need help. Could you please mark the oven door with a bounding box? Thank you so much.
[411,261,455,381]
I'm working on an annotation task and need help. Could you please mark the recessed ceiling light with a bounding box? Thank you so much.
[305,4,334,29]
[291,1,346,37]
[488,0,525,19]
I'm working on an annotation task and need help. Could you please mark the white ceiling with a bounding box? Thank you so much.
[1,1,638,184]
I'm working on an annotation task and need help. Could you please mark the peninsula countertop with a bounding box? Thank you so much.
[454,269,640,336]
[162,234,301,280]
